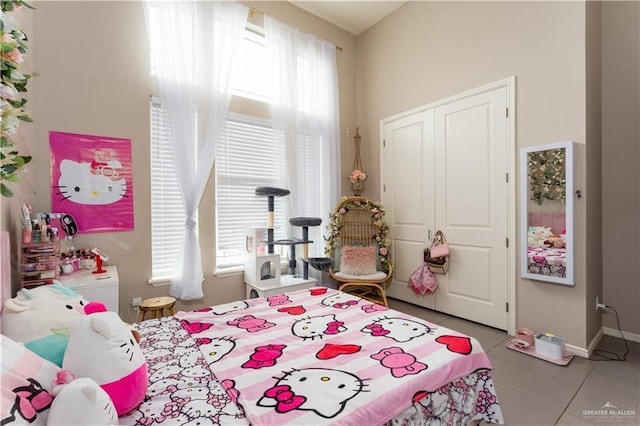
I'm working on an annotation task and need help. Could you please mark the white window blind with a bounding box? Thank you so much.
[150,99,190,279]
[216,115,287,268]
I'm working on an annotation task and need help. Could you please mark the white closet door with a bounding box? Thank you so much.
[433,86,509,329]
[382,109,436,309]
[381,81,513,331]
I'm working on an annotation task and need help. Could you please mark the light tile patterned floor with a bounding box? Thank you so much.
[388,298,640,425]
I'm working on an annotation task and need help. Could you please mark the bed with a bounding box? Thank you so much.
[120,287,503,425]
[526,212,567,277]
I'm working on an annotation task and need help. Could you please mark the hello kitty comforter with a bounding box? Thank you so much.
[159,287,503,425]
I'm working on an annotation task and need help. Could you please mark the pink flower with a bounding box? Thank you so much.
[349,169,367,183]
[6,49,24,64]
[1,84,17,100]
[380,247,388,256]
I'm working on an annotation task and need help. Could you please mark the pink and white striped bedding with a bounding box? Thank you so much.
[169,287,503,425]
[527,246,567,277]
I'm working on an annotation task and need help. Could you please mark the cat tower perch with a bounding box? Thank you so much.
[244,187,331,298]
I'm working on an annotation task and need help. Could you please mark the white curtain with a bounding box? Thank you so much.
[144,0,248,299]
[264,17,341,258]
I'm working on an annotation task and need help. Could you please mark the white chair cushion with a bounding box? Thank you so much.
[334,271,388,281]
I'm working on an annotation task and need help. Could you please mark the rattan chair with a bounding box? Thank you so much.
[327,196,393,306]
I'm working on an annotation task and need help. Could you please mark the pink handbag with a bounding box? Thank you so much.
[429,230,449,258]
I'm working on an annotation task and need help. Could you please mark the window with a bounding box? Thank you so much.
[150,99,188,279]
[150,24,336,279]
[215,115,287,268]
[231,27,275,102]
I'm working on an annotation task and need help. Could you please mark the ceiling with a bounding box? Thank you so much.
[289,1,407,36]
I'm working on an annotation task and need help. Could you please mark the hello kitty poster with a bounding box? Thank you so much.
[49,131,134,233]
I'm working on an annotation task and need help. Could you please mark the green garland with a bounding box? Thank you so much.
[527,148,566,204]
[324,197,392,272]
[1,0,35,197]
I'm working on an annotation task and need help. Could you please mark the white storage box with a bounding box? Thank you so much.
[534,333,565,360]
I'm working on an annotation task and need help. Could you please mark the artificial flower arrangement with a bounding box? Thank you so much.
[527,148,566,204]
[348,169,367,184]
[1,0,34,197]
[325,196,392,273]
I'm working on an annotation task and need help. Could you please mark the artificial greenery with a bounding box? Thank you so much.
[527,148,566,204]
[1,0,35,197]
[325,197,392,272]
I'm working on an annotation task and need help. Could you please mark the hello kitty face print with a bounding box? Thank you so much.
[50,131,134,233]
[210,300,249,315]
[257,368,367,418]
[197,337,236,363]
[321,292,360,309]
[57,160,126,205]
[362,317,434,343]
[292,314,346,341]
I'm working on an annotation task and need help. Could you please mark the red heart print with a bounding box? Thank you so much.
[412,390,428,404]
[310,287,328,296]
[435,335,472,355]
[277,305,306,315]
[316,343,361,360]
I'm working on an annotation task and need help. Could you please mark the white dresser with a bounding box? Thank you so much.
[59,265,119,314]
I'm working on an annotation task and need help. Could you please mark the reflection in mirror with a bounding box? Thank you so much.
[521,141,574,285]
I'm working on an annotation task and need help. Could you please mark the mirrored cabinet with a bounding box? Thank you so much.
[521,141,574,285]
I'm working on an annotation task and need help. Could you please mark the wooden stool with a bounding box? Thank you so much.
[137,296,177,322]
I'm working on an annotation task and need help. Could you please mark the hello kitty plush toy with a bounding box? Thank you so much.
[48,373,118,425]
[62,311,147,416]
[1,282,90,366]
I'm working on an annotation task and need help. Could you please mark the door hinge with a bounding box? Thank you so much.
[383,184,386,192]
[505,107,509,118]
[506,237,509,247]
[505,172,509,183]
[383,139,386,147]
[506,302,509,312]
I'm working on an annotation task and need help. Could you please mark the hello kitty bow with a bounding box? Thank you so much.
[324,320,345,335]
[363,323,390,336]
[333,300,358,309]
[264,384,306,413]
[90,160,121,181]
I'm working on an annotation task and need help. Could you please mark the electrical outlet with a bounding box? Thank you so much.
[595,296,606,311]
[132,297,142,307]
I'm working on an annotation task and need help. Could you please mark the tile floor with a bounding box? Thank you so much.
[388,298,640,426]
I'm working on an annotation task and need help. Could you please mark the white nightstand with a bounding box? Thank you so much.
[59,265,119,314]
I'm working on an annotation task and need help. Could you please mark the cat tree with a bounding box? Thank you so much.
[244,187,330,298]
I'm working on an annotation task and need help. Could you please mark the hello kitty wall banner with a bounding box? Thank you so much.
[50,131,134,233]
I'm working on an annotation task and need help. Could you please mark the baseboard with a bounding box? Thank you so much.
[581,327,605,359]
[603,326,640,343]
[567,327,640,359]
[566,340,593,359]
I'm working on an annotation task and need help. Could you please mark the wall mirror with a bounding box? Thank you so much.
[521,141,574,285]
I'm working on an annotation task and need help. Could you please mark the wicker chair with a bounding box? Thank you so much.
[327,196,393,306]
